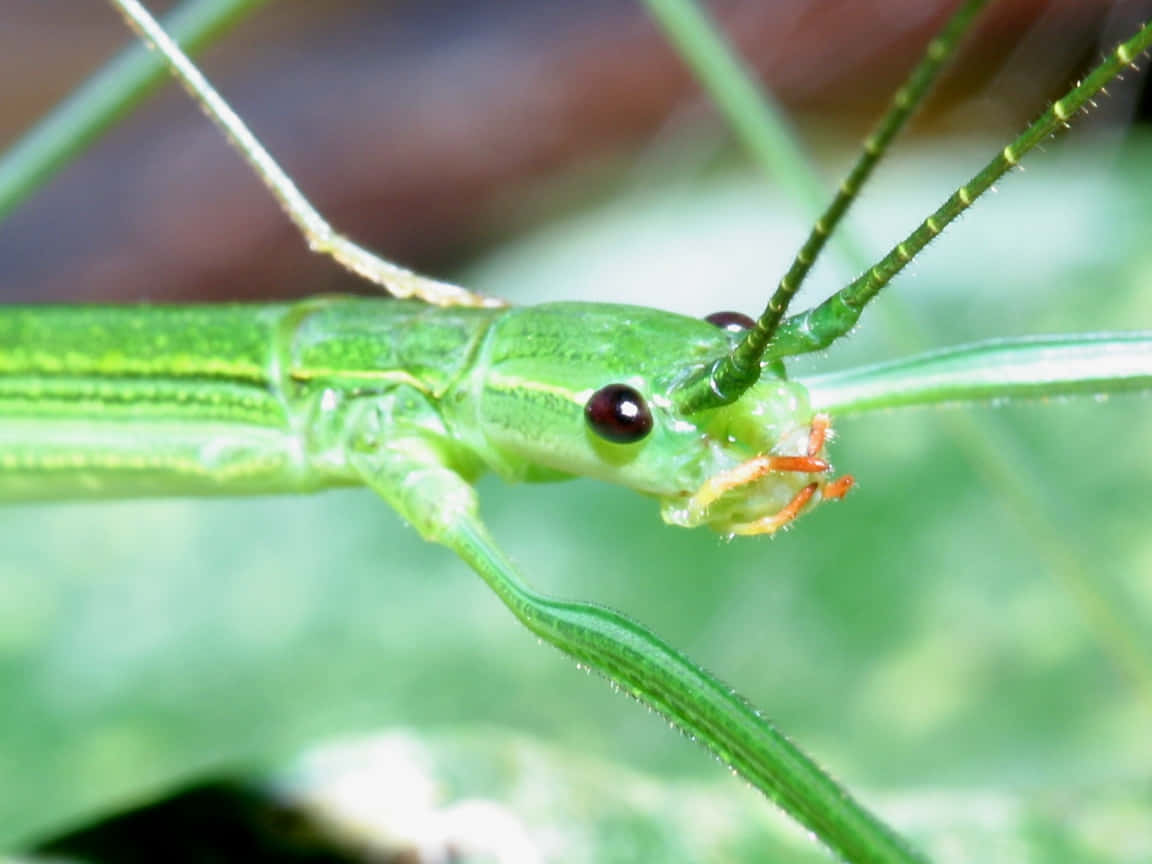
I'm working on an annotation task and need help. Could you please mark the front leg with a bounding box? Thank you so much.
[343,394,922,864]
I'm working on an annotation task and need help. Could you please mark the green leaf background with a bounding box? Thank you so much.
[1,3,1151,860]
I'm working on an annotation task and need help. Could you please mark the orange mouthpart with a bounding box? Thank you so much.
[686,413,855,536]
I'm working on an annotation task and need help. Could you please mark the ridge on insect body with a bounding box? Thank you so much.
[441,301,852,537]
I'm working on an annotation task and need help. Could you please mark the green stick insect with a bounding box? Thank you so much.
[2,1,1152,861]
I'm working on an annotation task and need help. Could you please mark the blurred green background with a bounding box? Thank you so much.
[1,1,1150,860]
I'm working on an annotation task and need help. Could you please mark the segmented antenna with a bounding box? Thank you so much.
[675,0,989,414]
[676,13,1152,413]
[764,18,1152,362]
[107,0,503,309]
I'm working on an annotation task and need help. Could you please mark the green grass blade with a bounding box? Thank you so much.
[0,0,269,225]
[801,333,1152,415]
[641,0,829,219]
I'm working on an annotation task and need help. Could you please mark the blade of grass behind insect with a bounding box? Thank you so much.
[641,0,841,231]
[0,0,270,224]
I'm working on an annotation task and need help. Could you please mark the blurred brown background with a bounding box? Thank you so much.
[0,0,1147,303]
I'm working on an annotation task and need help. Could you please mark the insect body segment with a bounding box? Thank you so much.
[0,299,844,538]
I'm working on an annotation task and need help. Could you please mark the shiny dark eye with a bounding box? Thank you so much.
[584,384,653,444]
[705,311,756,333]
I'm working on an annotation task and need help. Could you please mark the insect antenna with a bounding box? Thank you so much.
[106,0,502,309]
[763,18,1152,361]
[673,0,990,414]
[670,0,989,413]
[676,11,1152,415]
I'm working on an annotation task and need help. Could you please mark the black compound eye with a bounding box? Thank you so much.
[584,384,653,444]
[705,310,756,333]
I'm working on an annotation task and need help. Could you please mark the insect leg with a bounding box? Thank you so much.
[106,0,503,308]
[346,418,923,864]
